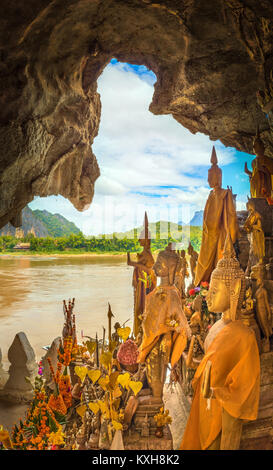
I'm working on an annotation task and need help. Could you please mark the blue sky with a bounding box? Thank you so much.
[30,60,254,235]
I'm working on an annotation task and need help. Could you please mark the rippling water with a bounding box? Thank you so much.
[0,255,134,368]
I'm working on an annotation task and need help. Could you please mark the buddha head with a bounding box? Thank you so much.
[253,127,265,158]
[206,232,246,320]
[207,146,222,189]
[153,244,179,285]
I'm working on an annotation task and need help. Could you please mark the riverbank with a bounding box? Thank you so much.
[0,251,130,258]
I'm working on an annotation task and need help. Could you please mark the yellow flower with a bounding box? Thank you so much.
[48,427,65,446]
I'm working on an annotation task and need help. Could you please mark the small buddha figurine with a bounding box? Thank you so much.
[127,212,157,338]
[240,286,262,352]
[244,199,265,264]
[175,250,189,298]
[181,233,260,451]
[187,243,198,285]
[244,128,273,205]
[112,322,121,344]
[195,147,238,286]
[251,264,273,352]
[138,244,191,401]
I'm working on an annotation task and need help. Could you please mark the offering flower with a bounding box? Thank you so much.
[117,339,139,366]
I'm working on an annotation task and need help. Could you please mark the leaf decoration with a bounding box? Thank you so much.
[112,420,123,431]
[85,340,96,356]
[98,400,110,419]
[109,371,119,389]
[100,351,113,368]
[74,366,88,383]
[98,375,110,391]
[112,386,122,399]
[76,404,87,417]
[129,380,143,396]
[88,402,100,415]
[117,327,131,342]
[87,369,101,384]
[117,372,131,389]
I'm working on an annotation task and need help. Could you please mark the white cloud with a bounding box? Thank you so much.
[30,61,242,235]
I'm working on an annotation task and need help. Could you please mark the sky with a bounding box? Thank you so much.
[29,59,254,236]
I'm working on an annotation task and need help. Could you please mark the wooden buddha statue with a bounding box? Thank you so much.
[138,244,191,401]
[127,212,156,338]
[181,233,260,450]
[195,147,238,286]
[244,128,273,205]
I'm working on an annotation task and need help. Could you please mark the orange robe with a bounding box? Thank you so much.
[180,320,260,450]
[138,285,190,367]
[195,188,238,286]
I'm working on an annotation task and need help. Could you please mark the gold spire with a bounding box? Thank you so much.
[223,232,236,259]
[144,211,149,241]
[210,146,218,166]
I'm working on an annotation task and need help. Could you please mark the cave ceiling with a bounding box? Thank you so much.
[0,0,273,228]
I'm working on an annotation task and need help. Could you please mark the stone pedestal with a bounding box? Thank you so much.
[123,425,173,450]
[240,351,273,450]
[133,395,163,432]
[1,332,37,403]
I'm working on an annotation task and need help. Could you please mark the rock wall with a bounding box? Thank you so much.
[0,0,273,227]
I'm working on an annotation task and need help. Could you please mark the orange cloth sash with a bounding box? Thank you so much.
[180,320,260,450]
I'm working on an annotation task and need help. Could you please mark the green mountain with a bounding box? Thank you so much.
[0,206,49,237]
[33,210,81,237]
[100,220,202,252]
[0,207,81,238]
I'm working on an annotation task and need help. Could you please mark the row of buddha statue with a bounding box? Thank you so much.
[126,131,273,450]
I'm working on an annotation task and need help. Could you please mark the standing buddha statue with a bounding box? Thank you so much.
[244,128,273,205]
[195,146,238,286]
[187,242,198,285]
[138,244,191,400]
[251,263,273,352]
[244,198,265,264]
[174,250,189,298]
[127,212,157,338]
[180,233,260,450]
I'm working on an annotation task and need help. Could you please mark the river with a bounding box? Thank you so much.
[0,255,134,368]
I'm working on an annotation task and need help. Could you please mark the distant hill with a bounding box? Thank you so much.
[100,220,202,251]
[33,210,81,237]
[178,210,204,227]
[189,210,204,226]
[0,207,81,238]
[0,206,49,237]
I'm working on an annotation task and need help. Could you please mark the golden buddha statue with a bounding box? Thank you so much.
[180,233,260,450]
[187,242,198,285]
[244,128,273,205]
[174,249,189,298]
[138,244,191,400]
[244,199,265,264]
[127,212,157,338]
[251,264,273,352]
[195,147,238,286]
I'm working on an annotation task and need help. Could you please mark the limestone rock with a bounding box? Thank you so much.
[2,332,37,402]
[0,1,273,226]
[41,337,62,390]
